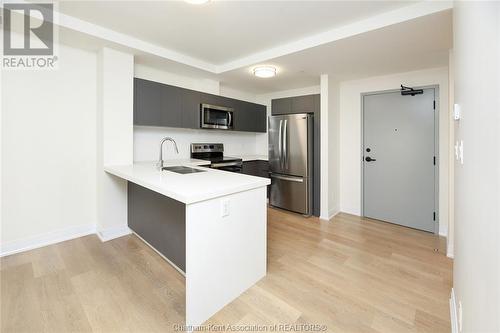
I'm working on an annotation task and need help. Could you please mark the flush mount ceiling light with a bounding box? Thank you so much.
[185,0,210,4]
[253,66,277,78]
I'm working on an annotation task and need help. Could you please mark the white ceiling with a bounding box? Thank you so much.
[217,10,453,93]
[54,1,452,94]
[59,1,417,65]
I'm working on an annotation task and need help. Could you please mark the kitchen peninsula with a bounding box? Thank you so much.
[104,160,270,329]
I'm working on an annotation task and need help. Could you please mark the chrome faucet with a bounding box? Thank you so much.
[157,137,179,170]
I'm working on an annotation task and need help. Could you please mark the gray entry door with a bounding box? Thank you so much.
[362,88,436,232]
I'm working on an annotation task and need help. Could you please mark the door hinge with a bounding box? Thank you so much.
[433,100,436,110]
[433,156,436,165]
[433,212,436,221]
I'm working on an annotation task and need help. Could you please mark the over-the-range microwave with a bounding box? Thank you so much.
[200,104,234,130]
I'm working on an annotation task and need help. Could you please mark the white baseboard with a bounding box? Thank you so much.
[97,224,131,242]
[450,288,458,333]
[328,208,340,220]
[319,208,341,221]
[0,223,96,257]
[447,242,454,258]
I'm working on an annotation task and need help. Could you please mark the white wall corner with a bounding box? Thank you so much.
[319,74,330,220]
[328,208,340,220]
[97,224,132,242]
[0,223,96,257]
[450,288,458,333]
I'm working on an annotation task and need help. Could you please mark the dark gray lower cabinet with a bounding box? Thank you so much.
[241,160,269,197]
[241,160,269,178]
[128,182,186,272]
[134,77,266,132]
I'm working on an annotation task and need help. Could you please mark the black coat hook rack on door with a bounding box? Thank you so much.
[400,85,423,96]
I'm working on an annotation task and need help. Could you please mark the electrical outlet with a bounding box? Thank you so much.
[455,141,460,160]
[221,200,230,217]
[458,301,463,331]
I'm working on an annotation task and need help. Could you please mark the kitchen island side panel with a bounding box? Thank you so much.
[128,182,186,272]
[185,186,267,328]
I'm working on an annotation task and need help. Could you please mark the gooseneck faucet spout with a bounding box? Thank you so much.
[157,137,179,170]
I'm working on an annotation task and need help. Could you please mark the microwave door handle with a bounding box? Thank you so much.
[228,112,232,127]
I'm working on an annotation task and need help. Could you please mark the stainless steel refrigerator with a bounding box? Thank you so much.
[268,113,313,216]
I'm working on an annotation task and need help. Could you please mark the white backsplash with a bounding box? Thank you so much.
[134,126,266,161]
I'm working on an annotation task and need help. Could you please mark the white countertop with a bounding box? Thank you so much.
[104,160,270,204]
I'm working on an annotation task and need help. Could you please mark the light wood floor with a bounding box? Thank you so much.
[1,209,452,333]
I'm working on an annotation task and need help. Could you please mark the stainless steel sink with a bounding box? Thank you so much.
[161,166,207,174]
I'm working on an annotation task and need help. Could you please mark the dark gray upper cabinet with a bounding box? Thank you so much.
[181,89,200,129]
[134,78,162,126]
[160,84,182,128]
[134,77,267,133]
[271,97,292,115]
[272,94,319,115]
[233,100,266,133]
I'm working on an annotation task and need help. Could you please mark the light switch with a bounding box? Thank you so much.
[455,141,460,160]
[221,200,230,217]
[453,103,461,120]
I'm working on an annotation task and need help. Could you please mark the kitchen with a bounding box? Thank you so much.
[2,1,499,333]
[101,70,320,328]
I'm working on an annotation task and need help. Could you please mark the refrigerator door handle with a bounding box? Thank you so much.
[278,120,283,169]
[283,119,289,170]
[270,173,304,183]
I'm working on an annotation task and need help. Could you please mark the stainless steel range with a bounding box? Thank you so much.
[190,143,243,172]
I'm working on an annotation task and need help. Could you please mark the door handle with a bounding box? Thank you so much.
[283,119,288,169]
[278,120,283,168]
[365,156,376,162]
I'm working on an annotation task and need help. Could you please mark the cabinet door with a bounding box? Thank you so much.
[242,160,269,178]
[271,98,292,115]
[291,95,315,113]
[161,85,182,128]
[234,101,266,132]
[253,104,267,133]
[181,89,201,129]
[134,78,162,126]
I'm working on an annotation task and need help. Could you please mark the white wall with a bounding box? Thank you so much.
[134,126,259,161]
[1,43,98,254]
[328,79,341,218]
[338,67,451,236]
[452,2,500,332]
[96,48,134,241]
[134,64,263,160]
[447,50,455,258]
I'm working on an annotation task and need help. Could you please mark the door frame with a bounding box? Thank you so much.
[360,85,440,234]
